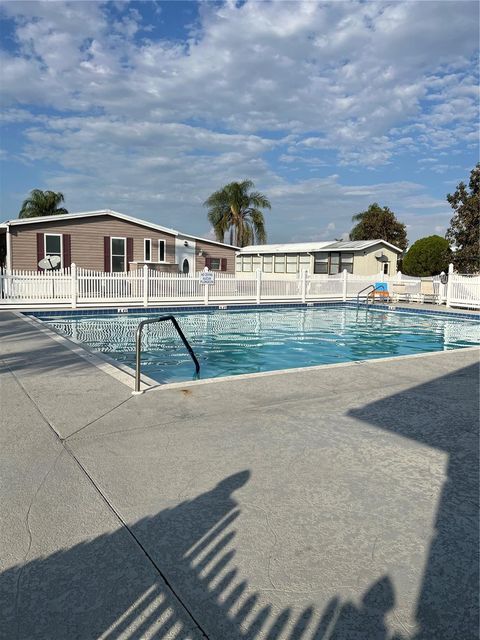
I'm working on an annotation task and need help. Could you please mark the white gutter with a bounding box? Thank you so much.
[6,223,12,272]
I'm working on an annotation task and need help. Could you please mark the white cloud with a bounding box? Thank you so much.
[0,0,478,242]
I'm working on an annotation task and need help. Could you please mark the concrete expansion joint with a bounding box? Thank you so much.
[14,449,64,640]
[2,358,209,639]
[60,441,211,639]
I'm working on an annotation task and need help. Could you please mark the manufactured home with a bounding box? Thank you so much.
[0,210,238,274]
[236,240,403,277]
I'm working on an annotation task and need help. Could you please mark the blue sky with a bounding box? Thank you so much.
[0,0,478,244]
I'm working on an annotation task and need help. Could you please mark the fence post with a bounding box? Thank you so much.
[71,263,77,309]
[342,269,348,302]
[143,264,149,307]
[204,280,209,306]
[397,270,402,281]
[256,269,262,304]
[445,263,454,307]
[301,269,307,303]
[439,271,446,305]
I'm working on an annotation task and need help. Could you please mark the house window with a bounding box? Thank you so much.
[299,254,310,271]
[263,255,273,272]
[236,257,242,271]
[329,252,341,274]
[111,237,126,272]
[209,258,221,270]
[144,239,152,262]
[383,262,389,275]
[44,234,62,269]
[286,255,298,273]
[314,252,328,274]
[340,253,354,274]
[242,256,253,272]
[158,240,165,262]
[274,254,286,273]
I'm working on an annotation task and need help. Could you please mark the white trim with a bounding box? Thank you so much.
[44,233,63,269]
[239,239,403,255]
[158,239,166,262]
[111,236,127,273]
[144,238,152,262]
[1,209,239,250]
[6,224,12,272]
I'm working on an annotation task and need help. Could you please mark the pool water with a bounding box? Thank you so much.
[35,305,480,384]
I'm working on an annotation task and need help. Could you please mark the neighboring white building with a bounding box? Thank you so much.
[236,240,403,277]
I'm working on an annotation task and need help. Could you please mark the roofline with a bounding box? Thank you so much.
[1,209,239,250]
[179,231,239,250]
[238,239,403,254]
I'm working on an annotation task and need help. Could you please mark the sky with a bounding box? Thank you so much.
[0,0,478,245]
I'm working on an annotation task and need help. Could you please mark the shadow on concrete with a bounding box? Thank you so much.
[0,312,114,377]
[349,362,479,640]
[1,364,478,639]
[1,469,401,640]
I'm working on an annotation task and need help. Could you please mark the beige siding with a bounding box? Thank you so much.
[10,215,176,271]
[353,245,399,275]
[195,239,237,274]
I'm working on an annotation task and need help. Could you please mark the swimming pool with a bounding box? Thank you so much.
[34,304,480,384]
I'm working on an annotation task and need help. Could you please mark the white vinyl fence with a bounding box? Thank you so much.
[447,272,480,309]
[0,263,478,310]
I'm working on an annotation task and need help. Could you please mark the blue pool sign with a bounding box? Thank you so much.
[199,269,215,285]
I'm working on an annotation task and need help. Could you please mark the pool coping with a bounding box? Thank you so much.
[26,299,480,320]
[18,311,159,390]
[20,303,480,394]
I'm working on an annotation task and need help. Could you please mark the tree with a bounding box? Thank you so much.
[350,203,408,251]
[203,180,271,247]
[445,164,480,273]
[402,235,451,277]
[19,189,68,218]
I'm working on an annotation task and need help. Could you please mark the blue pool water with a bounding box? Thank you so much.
[35,305,480,384]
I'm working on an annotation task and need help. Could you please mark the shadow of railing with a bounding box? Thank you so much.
[2,469,402,640]
[2,363,478,639]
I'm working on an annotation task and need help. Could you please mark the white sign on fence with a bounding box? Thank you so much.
[199,270,215,285]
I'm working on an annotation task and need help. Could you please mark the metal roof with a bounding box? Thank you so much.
[239,239,402,254]
[239,241,333,254]
[324,240,403,253]
[0,209,239,250]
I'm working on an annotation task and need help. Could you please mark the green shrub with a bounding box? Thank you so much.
[402,235,451,277]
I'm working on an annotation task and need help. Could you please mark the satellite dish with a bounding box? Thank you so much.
[38,255,61,270]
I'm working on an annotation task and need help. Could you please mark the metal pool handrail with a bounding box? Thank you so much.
[133,315,200,394]
[356,284,386,309]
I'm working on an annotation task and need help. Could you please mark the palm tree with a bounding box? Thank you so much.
[19,189,68,218]
[203,180,271,247]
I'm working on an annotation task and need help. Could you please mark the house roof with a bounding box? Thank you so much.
[238,241,333,254]
[238,239,403,255]
[322,239,403,253]
[0,209,239,250]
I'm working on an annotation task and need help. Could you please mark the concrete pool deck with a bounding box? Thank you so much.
[0,310,478,639]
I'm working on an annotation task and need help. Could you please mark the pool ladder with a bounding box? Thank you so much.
[356,285,389,309]
[133,315,200,394]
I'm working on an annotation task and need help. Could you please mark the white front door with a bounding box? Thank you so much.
[175,237,196,273]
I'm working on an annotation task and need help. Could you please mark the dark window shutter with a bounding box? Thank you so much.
[205,257,212,269]
[37,233,44,270]
[221,258,227,271]
[126,237,133,271]
[104,237,110,272]
[63,234,71,268]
